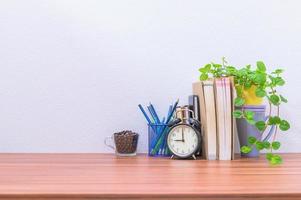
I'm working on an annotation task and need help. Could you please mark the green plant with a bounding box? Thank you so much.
[198,57,290,165]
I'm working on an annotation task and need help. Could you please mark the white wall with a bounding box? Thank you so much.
[0,0,300,153]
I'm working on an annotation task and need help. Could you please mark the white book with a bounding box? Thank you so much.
[214,78,232,160]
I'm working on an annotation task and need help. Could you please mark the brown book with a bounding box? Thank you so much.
[193,81,217,160]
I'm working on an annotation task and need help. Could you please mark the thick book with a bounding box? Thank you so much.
[214,77,233,160]
[193,81,217,160]
[192,82,207,159]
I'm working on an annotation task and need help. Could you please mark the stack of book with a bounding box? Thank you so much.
[193,77,236,160]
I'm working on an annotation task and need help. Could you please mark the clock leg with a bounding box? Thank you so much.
[192,155,196,160]
[171,155,174,159]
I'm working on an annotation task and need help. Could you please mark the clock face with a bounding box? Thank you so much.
[167,124,200,158]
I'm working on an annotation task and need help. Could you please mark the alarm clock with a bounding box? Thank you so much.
[167,107,202,159]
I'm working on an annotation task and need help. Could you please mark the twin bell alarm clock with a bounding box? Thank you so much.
[167,106,202,159]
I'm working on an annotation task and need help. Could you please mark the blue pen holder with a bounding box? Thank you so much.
[148,123,171,157]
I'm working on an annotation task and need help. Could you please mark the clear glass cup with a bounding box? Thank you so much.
[104,131,139,156]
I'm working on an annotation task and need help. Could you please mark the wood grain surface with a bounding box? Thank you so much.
[0,153,300,200]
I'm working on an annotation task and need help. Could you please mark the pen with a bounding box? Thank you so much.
[147,105,159,124]
[138,104,152,124]
[149,103,161,124]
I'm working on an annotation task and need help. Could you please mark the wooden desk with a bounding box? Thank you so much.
[0,154,300,200]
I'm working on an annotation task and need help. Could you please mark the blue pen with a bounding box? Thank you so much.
[167,105,172,119]
[147,105,160,146]
[147,105,159,124]
[161,124,167,155]
[159,117,166,155]
[138,104,152,124]
[149,103,161,124]
[147,107,163,153]
[138,104,157,135]
[158,117,166,155]
[166,99,179,123]
[161,105,175,155]
[149,104,168,154]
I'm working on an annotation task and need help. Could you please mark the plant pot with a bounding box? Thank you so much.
[241,85,263,105]
[236,105,275,157]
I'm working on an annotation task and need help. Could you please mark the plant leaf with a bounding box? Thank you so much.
[255,88,266,97]
[268,76,277,87]
[238,68,248,76]
[254,73,266,85]
[255,121,266,131]
[255,141,264,150]
[279,120,290,131]
[270,154,283,165]
[268,116,281,125]
[248,136,257,145]
[269,94,280,105]
[199,68,207,73]
[244,110,255,120]
[256,61,266,72]
[234,97,245,106]
[272,141,281,150]
[280,95,288,103]
[235,86,243,97]
[275,77,285,86]
[266,153,273,161]
[244,81,252,89]
[241,146,252,154]
[272,69,284,74]
[233,110,243,118]
[199,64,211,73]
[263,141,271,149]
[200,73,208,81]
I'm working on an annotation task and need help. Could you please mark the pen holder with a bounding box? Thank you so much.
[148,124,171,157]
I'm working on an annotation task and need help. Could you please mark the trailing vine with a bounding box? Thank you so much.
[198,58,290,165]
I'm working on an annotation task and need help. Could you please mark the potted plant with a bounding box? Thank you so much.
[198,58,290,165]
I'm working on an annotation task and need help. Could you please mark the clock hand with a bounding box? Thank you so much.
[181,128,184,142]
[174,139,183,142]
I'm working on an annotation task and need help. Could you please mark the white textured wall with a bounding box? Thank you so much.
[0,0,300,153]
